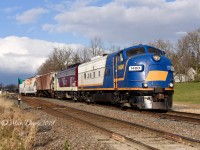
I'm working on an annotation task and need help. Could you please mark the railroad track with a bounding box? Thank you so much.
[93,102,200,124]
[22,97,200,150]
[167,110,200,122]
[85,100,200,124]
[94,103,200,124]
[128,110,200,124]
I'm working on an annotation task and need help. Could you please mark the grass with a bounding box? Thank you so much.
[0,95,36,150]
[64,140,70,150]
[174,82,200,104]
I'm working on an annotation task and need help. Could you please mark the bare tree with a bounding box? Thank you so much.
[148,39,174,59]
[0,83,3,90]
[37,46,73,75]
[176,36,191,81]
[89,36,104,57]
[77,47,91,63]
[175,29,200,81]
[188,29,200,56]
[71,52,81,64]
[109,44,121,53]
[186,29,200,73]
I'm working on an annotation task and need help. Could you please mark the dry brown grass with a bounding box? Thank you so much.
[0,96,37,150]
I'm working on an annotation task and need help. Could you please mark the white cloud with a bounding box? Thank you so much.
[0,36,83,74]
[1,6,21,13]
[43,0,200,44]
[42,23,55,33]
[16,8,48,24]
[175,31,187,36]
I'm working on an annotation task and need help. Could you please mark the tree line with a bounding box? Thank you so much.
[37,28,200,82]
[0,83,17,92]
[37,37,108,74]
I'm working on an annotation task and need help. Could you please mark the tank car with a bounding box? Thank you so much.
[78,44,174,110]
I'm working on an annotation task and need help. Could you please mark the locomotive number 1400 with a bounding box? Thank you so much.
[129,66,143,71]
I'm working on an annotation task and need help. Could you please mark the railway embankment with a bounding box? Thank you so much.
[25,96,200,149]
[0,95,36,149]
[0,94,116,150]
[1,93,200,149]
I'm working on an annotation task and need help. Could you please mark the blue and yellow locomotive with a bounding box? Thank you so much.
[21,44,174,111]
[78,44,174,110]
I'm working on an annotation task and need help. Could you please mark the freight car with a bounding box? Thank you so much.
[23,76,37,96]
[19,79,25,95]
[77,44,174,110]
[36,72,56,97]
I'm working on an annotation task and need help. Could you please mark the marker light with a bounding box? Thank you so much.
[143,83,148,88]
[169,83,174,88]
[167,66,174,72]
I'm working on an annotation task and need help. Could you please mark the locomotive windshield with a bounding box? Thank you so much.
[148,47,163,55]
[126,47,146,58]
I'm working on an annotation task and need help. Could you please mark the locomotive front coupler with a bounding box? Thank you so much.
[154,87,164,93]
[154,93,165,100]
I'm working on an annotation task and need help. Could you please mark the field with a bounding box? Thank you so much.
[0,95,36,149]
[174,82,200,104]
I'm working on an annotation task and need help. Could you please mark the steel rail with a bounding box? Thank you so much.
[61,106,200,149]
[157,112,200,124]
[22,97,158,150]
[169,110,200,119]
[22,97,200,149]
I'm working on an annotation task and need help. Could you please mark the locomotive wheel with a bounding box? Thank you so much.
[120,104,127,110]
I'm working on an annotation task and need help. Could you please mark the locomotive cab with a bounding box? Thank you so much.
[113,45,174,110]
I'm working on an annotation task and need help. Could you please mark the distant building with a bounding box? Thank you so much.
[174,74,188,82]
[187,67,197,81]
[174,67,197,82]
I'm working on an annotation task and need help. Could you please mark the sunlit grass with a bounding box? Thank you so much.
[0,96,36,149]
[174,82,200,104]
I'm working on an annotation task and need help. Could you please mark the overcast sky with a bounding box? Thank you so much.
[1,0,200,85]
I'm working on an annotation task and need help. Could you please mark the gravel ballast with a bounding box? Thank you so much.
[7,94,200,149]
[38,98,200,141]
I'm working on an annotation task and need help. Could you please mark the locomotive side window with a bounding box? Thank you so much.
[106,68,111,76]
[119,52,123,62]
[148,47,163,55]
[84,73,86,79]
[126,47,145,58]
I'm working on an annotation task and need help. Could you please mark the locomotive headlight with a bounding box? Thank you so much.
[143,83,148,88]
[169,83,174,88]
[167,66,174,72]
[153,54,161,61]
